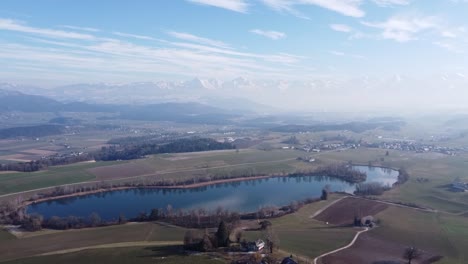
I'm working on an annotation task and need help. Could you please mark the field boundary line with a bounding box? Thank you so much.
[310,196,348,218]
[0,158,297,198]
[36,241,183,256]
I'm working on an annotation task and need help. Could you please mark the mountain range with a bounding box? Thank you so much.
[2,73,468,112]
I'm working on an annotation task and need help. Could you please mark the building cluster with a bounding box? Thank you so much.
[300,142,357,153]
[365,141,462,155]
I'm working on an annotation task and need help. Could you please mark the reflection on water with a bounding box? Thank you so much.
[28,166,398,221]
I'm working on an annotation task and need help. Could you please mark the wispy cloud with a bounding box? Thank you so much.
[329,50,365,59]
[0,18,308,82]
[330,50,345,56]
[167,31,230,48]
[250,29,286,40]
[330,24,353,32]
[0,18,95,40]
[261,0,365,18]
[362,15,439,42]
[60,25,100,32]
[433,41,464,53]
[186,0,248,13]
[113,31,157,40]
[371,0,411,7]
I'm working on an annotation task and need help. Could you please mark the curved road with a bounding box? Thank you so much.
[313,227,369,264]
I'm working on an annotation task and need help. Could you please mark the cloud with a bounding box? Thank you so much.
[113,31,157,40]
[167,31,230,48]
[186,0,248,13]
[330,24,353,32]
[330,50,345,56]
[261,0,365,18]
[329,50,365,59]
[362,15,439,42]
[371,0,411,7]
[0,18,95,40]
[0,18,308,83]
[250,29,286,40]
[433,41,463,53]
[60,25,100,32]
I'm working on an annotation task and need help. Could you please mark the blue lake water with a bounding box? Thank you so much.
[27,166,398,221]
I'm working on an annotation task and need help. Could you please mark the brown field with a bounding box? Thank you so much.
[0,154,31,162]
[20,149,57,156]
[320,232,440,264]
[88,163,154,180]
[314,197,389,226]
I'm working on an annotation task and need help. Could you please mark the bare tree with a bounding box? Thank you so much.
[403,247,422,264]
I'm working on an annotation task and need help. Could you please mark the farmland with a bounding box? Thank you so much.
[0,120,467,264]
[0,222,186,262]
[2,245,225,264]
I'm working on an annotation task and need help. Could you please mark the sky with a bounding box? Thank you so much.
[1,0,468,111]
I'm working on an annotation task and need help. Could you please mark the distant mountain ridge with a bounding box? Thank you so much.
[0,88,239,124]
[3,73,468,111]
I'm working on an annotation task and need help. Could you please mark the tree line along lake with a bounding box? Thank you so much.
[27,166,399,221]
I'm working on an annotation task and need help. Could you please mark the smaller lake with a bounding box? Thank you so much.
[27,166,399,221]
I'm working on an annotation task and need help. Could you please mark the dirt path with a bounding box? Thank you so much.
[0,157,297,199]
[36,241,182,256]
[349,196,438,213]
[313,227,369,264]
[309,196,347,218]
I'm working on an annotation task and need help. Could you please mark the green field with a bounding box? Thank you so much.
[372,206,468,264]
[0,149,314,199]
[0,145,467,263]
[2,245,225,264]
[0,161,123,195]
[318,148,468,214]
[244,194,356,260]
[0,222,186,262]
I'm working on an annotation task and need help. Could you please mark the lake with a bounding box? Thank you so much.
[27,166,399,221]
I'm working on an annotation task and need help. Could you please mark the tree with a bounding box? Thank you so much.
[321,188,329,200]
[216,221,229,247]
[149,209,160,221]
[22,214,43,231]
[403,247,422,264]
[88,212,101,227]
[259,220,272,230]
[234,229,242,243]
[199,233,214,252]
[184,230,201,250]
[118,213,126,224]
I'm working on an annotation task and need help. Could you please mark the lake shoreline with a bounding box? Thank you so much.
[23,174,279,207]
[22,165,399,213]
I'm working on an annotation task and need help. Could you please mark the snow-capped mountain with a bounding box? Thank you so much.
[2,74,468,112]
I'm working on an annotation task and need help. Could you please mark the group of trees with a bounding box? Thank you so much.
[184,220,279,256]
[315,164,367,183]
[95,137,235,161]
[21,212,105,231]
[0,153,92,173]
[354,182,391,196]
[0,137,235,172]
[183,220,233,251]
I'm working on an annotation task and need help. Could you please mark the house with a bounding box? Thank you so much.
[246,239,265,252]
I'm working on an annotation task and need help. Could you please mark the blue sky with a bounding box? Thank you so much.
[1,0,468,86]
